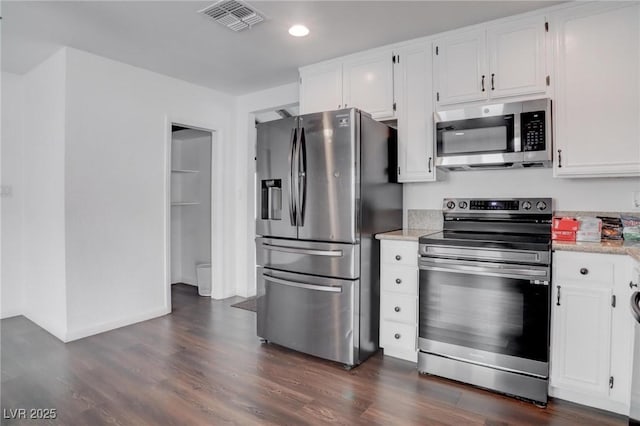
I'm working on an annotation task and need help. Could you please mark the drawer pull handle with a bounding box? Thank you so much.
[394,306,401,312]
[631,281,638,289]
[395,278,402,284]
[394,333,401,340]
[395,255,402,261]
[580,268,589,275]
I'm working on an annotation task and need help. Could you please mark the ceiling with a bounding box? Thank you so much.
[2,1,560,95]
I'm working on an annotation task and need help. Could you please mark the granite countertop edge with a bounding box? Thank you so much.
[553,241,640,262]
[375,229,441,242]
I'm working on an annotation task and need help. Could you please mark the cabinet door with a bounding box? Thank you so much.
[434,30,487,106]
[550,283,613,397]
[488,16,547,99]
[395,42,435,182]
[299,62,343,115]
[553,3,640,177]
[342,50,395,120]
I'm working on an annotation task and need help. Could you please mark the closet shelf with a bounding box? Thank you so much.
[171,169,200,173]
[171,202,201,206]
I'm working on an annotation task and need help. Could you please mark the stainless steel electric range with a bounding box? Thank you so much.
[417,197,552,405]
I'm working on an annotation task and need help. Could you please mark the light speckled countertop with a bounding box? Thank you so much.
[553,240,640,262]
[375,229,440,242]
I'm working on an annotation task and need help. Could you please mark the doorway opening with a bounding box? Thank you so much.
[170,125,213,298]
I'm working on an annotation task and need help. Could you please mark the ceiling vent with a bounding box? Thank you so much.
[198,0,265,32]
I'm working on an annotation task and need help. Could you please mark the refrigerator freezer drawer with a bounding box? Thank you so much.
[256,237,359,279]
[257,267,358,365]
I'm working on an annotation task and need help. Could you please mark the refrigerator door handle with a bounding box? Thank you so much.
[261,242,343,257]
[288,127,298,225]
[296,127,307,227]
[263,273,343,293]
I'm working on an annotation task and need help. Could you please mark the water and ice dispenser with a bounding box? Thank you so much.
[261,179,282,220]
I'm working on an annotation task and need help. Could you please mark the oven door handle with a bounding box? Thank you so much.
[419,258,548,281]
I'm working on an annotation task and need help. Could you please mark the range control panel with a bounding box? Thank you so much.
[443,198,552,214]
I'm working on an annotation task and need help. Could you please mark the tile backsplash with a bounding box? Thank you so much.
[407,209,443,230]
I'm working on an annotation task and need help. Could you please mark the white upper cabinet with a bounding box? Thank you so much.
[343,50,395,120]
[434,16,547,108]
[299,49,395,120]
[552,2,640,177]
[299,61,343,115]
[433,30,486,106]
[394,41,435,182]
[488,16,547,98]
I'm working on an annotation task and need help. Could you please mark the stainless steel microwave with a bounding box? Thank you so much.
[434,99,552,171]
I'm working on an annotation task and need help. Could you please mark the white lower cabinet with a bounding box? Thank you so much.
[379,239,419,362]
[550,251,635,415]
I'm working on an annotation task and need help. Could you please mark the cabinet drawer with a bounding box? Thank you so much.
[381,240,418,267]
[554,253,615,284]
[381,293,416,323]
[381,265,418,295]
[380,321,416,351]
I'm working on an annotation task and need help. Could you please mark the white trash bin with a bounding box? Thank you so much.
[196,263,212,297]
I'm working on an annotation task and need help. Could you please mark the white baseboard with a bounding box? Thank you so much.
[64,305,171,342]
[1,309,24,320]
[22,312,67,342]
[549,386,629,415]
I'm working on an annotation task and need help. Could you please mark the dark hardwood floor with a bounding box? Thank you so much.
[1,284,628,425]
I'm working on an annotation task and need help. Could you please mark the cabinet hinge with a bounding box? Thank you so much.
[393,102,397,112]
[612,294,617,308]
[609,376,614,389]
[546,75,550,86]
[545,21,549,32]
[436,92,440,102]
[435,46,439,55]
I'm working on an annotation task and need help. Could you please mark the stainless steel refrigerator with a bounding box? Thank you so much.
[255,108,402,367]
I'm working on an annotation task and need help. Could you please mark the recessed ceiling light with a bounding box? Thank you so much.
[289,24,309,37]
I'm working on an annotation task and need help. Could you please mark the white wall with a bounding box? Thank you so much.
[1,72,26,319]
[63,48,234,340]
[21,50,68,339]
[234,82,299,297]
[405,168,640,214]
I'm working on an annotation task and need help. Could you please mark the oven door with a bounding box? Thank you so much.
[418,257,550,377]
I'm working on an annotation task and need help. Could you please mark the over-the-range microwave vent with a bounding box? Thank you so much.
[198,0,265,32]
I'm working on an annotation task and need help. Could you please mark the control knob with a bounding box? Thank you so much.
[522,201,532,210]
[536,201,547,211]
[458,201,468,209]
[446,201,456,209]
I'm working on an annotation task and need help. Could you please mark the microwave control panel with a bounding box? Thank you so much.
[521,111,546,152]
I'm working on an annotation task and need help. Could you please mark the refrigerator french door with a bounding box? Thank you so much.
[255,109,401,367]
[256,112,358,243]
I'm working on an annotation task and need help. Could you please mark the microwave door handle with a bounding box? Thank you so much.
[514,112,522,153]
